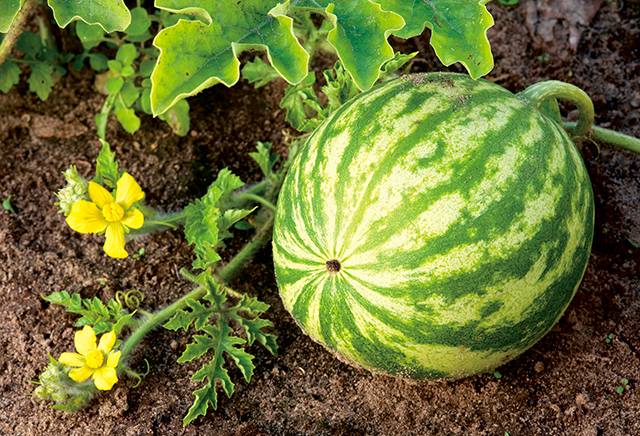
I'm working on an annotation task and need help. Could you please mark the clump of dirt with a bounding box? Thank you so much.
[1,2,639,435]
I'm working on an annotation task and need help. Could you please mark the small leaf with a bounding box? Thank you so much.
[48,0,132,33]
[113,104,141,133]
[75,21,105,50]
[116,44,138,66]
[88,53,109,71]
[93,139,120,188]
[241,56,281,88]
[105,75,124,94]
[158,99,190,136]
[125,7,152,36]
[108,60,123,74]
[119,81,140,108]
[0,62,21,93]
[248,141,279,181]
[28,63,55,100]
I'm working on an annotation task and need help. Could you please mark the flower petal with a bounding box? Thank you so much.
[115,173,144,210]
[75,325,97,356]
[89,182,115,208]
[59,352,85,368]
[104,223,128,258]
[106,351,121,369]
[93,366,118,390]
[121,208,144,230]
[69,365,94,383]
[66,201,108,234]
[98,331,116,354]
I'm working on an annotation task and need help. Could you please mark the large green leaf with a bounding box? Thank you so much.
[378,0,494,78]
[48,0,131,33]
[0,0,22,33]
[297,0,405,91]
[151,0,309,115]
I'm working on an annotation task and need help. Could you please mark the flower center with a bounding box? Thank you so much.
[102,203,124,222]
[85,350,104,369]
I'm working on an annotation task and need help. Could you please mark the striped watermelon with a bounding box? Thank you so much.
[272,72,594,379]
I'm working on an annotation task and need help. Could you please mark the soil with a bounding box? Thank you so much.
[1,2,640,435]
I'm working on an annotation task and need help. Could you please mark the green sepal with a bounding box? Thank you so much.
[48,0,132,33]
[377,0,494,79]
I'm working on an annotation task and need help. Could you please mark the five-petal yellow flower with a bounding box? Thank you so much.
[59,325,121,391]
[66,173,144,258]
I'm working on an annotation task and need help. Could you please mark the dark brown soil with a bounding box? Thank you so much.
[2,2,640,435]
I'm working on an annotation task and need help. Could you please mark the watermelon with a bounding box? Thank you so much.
[272,72,595,379]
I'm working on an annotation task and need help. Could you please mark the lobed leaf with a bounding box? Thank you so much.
[151,0,309,115]
[377,0,494,79]
[0,61,21,93]
[297,0,405,91]
[48,0,132,33]
[28,63,55,100]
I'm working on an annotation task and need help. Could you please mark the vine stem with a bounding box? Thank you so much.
[0,0,37,66]
[517,80,640,154]
[117,212,275,364]
[563,122,640,154]
[516,80,594,139]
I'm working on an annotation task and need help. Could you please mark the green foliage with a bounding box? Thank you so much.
[377,0,494,78]
[75,8,190,138]
[0,0,23,33]
[164,272,277,426]
[616,378,629,394]
[183,169,255,270]
[92,139,121,189]
[42,290,136,336]
[48,0,131,33]
[1,30,72,100]
[151,0,494,116]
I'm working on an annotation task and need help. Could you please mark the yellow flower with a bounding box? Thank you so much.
[66,172,144,258]
[59,325,121,391]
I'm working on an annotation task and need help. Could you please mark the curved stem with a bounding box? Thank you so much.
[563,122,640,154]
[117,212,275,364]
[0,0,37,65]
[517,81,595,139]
[236,193,277,212]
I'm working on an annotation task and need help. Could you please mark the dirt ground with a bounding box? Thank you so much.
[1,1,640,435]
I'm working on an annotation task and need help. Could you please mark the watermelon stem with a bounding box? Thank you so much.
[516,81,594,139]
[563,122,640,155]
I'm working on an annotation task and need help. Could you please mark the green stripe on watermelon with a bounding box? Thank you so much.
[273,72,594,379]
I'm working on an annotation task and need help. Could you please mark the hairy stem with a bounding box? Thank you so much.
[563,122,640,154]
[117,213,275,364]
[0,0,37,65]
[517,80,594,139]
